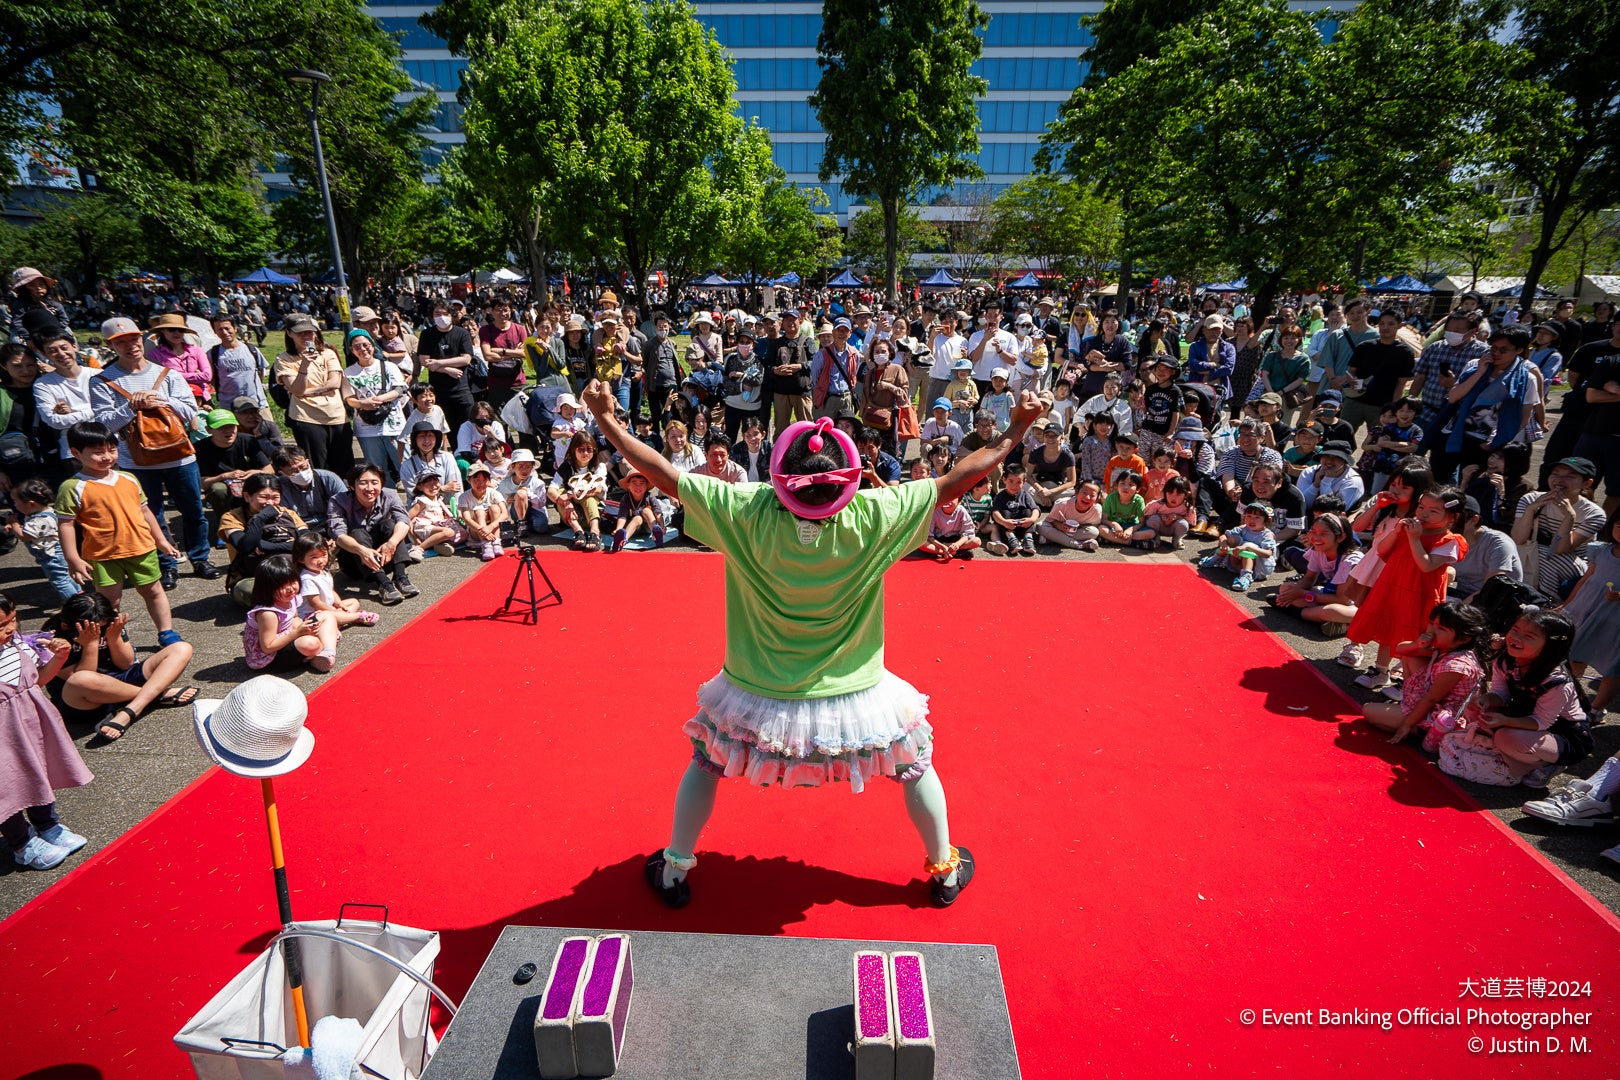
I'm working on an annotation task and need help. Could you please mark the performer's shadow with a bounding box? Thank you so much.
[434,852,924,1011]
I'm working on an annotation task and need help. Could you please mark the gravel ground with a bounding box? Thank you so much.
[2,434,1616,922]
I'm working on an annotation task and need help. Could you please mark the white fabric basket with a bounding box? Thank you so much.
[175,914,444,1080]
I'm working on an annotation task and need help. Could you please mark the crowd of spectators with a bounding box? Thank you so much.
[3,260,1619,873]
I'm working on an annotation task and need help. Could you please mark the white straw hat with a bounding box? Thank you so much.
[192,676,315,778]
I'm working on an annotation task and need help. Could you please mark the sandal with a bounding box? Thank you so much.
[354,611,381,627]
[153,686,198,709]
[98,706,138,742]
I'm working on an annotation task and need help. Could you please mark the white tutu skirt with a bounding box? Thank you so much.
[684,671,933,793]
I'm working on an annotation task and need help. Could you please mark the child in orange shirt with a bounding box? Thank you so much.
[1105,431,1147,489]
[1141,445,1177,503]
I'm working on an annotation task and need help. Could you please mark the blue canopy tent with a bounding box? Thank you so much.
[770,272,801,287]
[1366,274,1433,294]
[1006,271,1042,289]
[235,266,300,285]
[828,269,864,288]
[919,269,961,290]
[691,272,735,288]
[1203,277,1248,292]
[1489,282,1561,300]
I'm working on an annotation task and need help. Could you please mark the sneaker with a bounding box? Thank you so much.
[12,835,66,871]
[651,524,667,547]
[1353,666,1389,690]
[1320,621,1349,639]
[1080,539,1099,552]
[929,845,976,908]
[1231,572,1253,592]
[609,529,627,554]
[157,629,184,648]
[377,580,404,606]
[644,851,691,909]
[1381,682,1405,701]
[35,823,87,855]
[406,546,425,565]
[479,541,500,562]
[1020,537,1036,557]
[393,573,420,599]
[1520,764,1558,789]
[1200,553,1224,569]
[433,542,456,557]
[986,540,1009,556]
[1336,642,1365,668]
[1522,783,1614,827]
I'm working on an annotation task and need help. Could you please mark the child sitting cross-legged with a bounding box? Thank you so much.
[1038,478,1104,551]
[1360,600,1487,752]
[407,470,465,556]
[1200,501,1277,591]
[986,463,1039,556]
[1133,474,1197,550]
[243,553,340,673]
[457,462,509,561]
[499,448,550,538]
[920,493,981,561]
[1096,469,1146,548]
[294,531,378,631]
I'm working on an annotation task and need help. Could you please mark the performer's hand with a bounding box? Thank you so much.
[1010,390,1043,427]
[581,379,617,420]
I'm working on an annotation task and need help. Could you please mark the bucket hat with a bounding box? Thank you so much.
[193,676,315,778]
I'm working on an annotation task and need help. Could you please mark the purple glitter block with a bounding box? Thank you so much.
[572,934,633,1077]
[533,936,591,1079]
[852,951,895,1080]
[889,953,936,1080]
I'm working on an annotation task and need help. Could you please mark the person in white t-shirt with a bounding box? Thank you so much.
[966,301,1020,392]
[926,310,966,410]
[31,328,98,461]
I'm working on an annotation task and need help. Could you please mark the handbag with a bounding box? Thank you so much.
[356,364,395,426]
[106,382,192,466]
[895,398,920,441]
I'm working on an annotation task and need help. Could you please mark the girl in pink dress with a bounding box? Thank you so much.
[1360,601,1487,752]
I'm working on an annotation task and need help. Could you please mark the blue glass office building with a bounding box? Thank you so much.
[336,2,1354,224]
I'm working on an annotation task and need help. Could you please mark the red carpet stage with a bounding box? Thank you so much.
[3,556,1617,1078]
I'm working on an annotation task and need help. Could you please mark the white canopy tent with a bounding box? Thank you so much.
[1577,275,1620,305]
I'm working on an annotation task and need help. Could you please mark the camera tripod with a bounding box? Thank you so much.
[497,544,562,623]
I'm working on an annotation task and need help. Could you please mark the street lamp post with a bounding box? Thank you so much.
[283,68,351,333]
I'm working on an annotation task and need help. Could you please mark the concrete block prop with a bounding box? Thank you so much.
[852,951,895,1080]
[572,934,634,1077]
[533,935,592,1079]
[889,952,937,1080]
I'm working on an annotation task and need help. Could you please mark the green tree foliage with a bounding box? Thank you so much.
[445,0,744,307]
[1042,0,1503,321]
[0,193,143,291]
[1490,0,1620,308]
[991,176,1120,289]
[719,126,841,286]
[811,0,987,300]
[843,207,944,284]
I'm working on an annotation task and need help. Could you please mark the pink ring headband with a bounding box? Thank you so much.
[769,418,860,519]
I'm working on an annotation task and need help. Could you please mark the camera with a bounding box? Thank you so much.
[518,543,536,558]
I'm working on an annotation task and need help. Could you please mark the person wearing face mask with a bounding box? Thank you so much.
[416,297,476,435]
[1409,309,1489,433]
[721,326,765,441]
[270,447,346,539]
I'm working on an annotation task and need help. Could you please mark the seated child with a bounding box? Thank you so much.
[294,532,377,630]
[8,478,78,603]
[921,494,981,561]
[1141,447,1177,504]
[1361,600,1486,752]
[1272,511,1363,638]
[1038,478,1104,552]
[607,469,666,552]
[457,462,509,561]
[986,463,1038,557]
[480,436,513,488]
[498,448,549,537]
[408,471,465,556]
[1282,421,1322,481]
[1200,500,1277,590]
[1134,475,1197,550]
[960,474,994,539]
[1096,470,1146,547]
[243,553,339,673]
[1105,431,1147,489]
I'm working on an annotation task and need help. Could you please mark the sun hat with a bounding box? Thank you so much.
[412,468,442,488]
[510,448,536,463]
[10,266,53,290]
[100,316,141,341]
[1203,314,1228,331]
[556,393,581,411]
[817,321,835,335]
[205,408,238,431]
[467,461,491,476]
[620,468,649,485]
[1174,416,1206,442]
[193,676,315,778]
[286,314,320,334]
[599,289,619,307]
[351,305,379,323]
[951,357,972,371]
[409,419,440,438]
[565,314,589,332]
[691,311,715,327]
[598,309,621,325]
[1244,501,1274,519]
[769,417,861,521]
[149,312,191,335]
[932,397,952,412]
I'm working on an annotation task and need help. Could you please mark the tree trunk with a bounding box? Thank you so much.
[1349,235,1367,285]
[1520,198,1569,311]
[1250,271,1283,326]
[1115,195,1134,317]
[882,193,900,302]
[524,206,549,302]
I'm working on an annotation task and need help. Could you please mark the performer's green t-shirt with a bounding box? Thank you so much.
[677,474,937,699]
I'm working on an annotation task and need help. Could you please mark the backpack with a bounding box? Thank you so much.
[106,381,192,466]
[1473,575,1554,636]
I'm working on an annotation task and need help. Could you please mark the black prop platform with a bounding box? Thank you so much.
[423,926,1022,1080]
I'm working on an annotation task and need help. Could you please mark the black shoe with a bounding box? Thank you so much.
[929,846,975,908]
[193,562,222,580]
[160,566,179,591]
[644,851,691,909]
[392,573,420,599]
[377,580,404,605]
